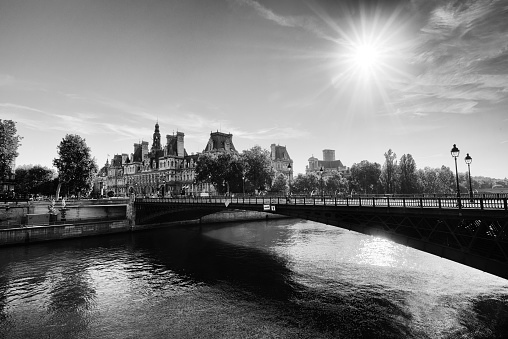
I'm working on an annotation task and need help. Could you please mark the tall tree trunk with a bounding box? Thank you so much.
[55,182,61,200]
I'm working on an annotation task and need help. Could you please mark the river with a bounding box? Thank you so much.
[1,218,507,338]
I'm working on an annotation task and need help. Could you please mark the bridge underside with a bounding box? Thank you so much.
[135,201,508,280]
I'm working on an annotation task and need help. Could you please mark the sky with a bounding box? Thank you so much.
[1,0,507,179]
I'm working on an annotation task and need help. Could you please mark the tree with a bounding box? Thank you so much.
[436,165,455,194]
[0,120,22,179]
[350,160,381,194]
[292,173,319,195]
[270,173,288,193]
[14,165,54,196]
[380,149,398,194]
[195,151,244,194]
[324,172,349,196]
[53,134,98,198]
[241,145,273,192]
[399,154,418,194]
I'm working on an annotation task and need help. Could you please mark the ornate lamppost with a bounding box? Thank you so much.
[287,163,292,196]
[242,171,246,195]
[451,144,461,208]
[319,166,324,200]
[464,153,473,202]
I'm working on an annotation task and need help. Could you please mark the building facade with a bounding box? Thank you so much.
[270,144,293,180]
[95,123,217,197]
[94,123,296,198]
[306,149,348,178]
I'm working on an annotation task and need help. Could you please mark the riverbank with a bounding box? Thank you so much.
[0,210,289,246]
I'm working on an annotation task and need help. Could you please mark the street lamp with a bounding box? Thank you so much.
[287,163,292,196]
[451,144,461,208]
[319,166,324,200]
[464,153,473,202]
[242,172,245,195]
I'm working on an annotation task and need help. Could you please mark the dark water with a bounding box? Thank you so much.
[0,219,507,338]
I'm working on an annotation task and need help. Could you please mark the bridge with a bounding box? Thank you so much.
[135,195,508,280]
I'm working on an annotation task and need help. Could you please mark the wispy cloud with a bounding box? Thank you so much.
[229,0,333,41]
[394,0,508,115]
[232,126,310,141]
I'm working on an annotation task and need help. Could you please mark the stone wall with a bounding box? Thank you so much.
[0,220,131,246]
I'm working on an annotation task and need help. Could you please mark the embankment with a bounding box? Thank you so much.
[1,207,288,246]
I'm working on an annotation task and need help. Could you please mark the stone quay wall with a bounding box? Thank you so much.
[0,199,288,246]
[0,220,131,246]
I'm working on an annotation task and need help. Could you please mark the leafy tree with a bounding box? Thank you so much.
[350,160,381,194]
[324,172,349,195]
[241,145,273,192]
[292,173,319,195]
[399,154,418,194]
[53,134,98,198]
[195,151,244,194]
[0,120,22,179]
[270,173,288,193]
[436,165,455,194]
[14,165,54,196]
[195,145,274,194]
[380,149,398,194]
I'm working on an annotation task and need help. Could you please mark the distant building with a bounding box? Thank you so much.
[306,149,348,178]
[204,131,237,152]
[270,144,293,180]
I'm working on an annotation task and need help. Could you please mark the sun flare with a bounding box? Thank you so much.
[352,43,380,70]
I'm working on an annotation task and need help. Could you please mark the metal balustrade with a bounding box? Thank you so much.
[136,195,508,211]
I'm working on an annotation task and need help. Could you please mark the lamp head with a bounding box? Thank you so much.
[451,144,460,158]
[464,153,472,164]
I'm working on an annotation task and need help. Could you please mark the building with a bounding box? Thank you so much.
[94,123,294,198]
[270,144,293,180]
[95,123,215,198]
[204,131,237,152]
[306,149,348,178]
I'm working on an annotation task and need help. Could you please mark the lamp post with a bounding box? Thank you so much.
[287,163,292,196]
[319,166,324,200]
[464,153,473,202]
[242,172,245,195]
[451,144,461,208]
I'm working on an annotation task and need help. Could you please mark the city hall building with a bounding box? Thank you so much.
[94,123,254,198]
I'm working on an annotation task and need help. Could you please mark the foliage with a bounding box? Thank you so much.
[14,165,55,196]
[53,134,98,197]
[241,145,274,192]
[292,173,319,195]
[324,172,349,195]
[195,145,274,194]
[399,154,418,194]
[271,173,288,193]
[380,149,398,194]
[0,120,23,178]
[350,160,381,194]
[195,151,244,194]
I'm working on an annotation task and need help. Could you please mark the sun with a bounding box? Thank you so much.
[352,43,381,70]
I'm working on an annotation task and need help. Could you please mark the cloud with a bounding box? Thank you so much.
[392,0,508,116]
[229,0,333,41]
[0,102,46,114]
[232,126,310,140]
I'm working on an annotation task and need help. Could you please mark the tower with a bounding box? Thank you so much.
[323,149,335,162]
[152,122,161,152]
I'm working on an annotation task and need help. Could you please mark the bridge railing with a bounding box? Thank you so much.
[136,195,508,211]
